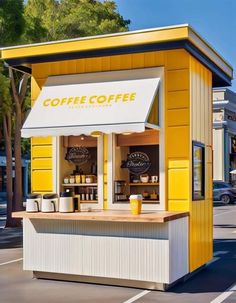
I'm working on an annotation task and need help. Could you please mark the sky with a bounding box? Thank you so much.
[114,0,236,91]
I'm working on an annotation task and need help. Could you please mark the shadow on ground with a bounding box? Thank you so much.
[0,227,23,249]
[170,238,236,294]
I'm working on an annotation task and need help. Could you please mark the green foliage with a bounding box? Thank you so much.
[23,0,130,42]
[0,0,25,46]
[0,62,11,116]
[21,138,30,156]
[0,0,130,159]
[57,0,130,39]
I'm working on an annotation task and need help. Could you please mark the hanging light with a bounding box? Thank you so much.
[122,132,132,136]
[91,131,102,137]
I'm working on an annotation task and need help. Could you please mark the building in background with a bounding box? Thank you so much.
[213,88,236,183]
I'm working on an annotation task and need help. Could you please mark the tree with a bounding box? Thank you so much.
[9,68,29,211]
[23,0,130,42]
[0,63,14,226]
[0,0,25,45]
[0,0,25,226]
[0,0,130,226]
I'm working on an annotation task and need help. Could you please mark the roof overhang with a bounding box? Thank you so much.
[0,24,233,87]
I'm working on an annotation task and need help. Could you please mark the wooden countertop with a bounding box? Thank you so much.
[12,210,189,223]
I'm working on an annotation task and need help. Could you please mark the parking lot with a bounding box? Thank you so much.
[0,203,235,303]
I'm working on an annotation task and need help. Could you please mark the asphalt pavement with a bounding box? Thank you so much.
[0,203,235,303]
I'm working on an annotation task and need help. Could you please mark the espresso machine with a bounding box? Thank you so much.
[114,180,127,202]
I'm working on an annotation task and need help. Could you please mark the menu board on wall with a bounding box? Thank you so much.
[193,142,205,200]
[121,151,151,175]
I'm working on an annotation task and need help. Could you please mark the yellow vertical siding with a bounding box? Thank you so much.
[31,48,213,273]
[165,50,191,213]
[190,56,213,271]
[103,135,108,209]
[31,77,53,193]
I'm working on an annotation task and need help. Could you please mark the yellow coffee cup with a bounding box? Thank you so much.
[129,194,143,215]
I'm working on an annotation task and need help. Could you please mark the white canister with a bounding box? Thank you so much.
[41,194,59,212]
[59,192,74,213]
[26,193,42,212]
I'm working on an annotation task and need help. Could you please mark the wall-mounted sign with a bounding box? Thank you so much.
[121,152,151,175]
[65,147,91,165]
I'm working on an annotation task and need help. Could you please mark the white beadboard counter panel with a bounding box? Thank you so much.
[23,217,188,285]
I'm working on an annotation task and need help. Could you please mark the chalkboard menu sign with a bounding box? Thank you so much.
[65,147,91,165]
[121,152,151,175]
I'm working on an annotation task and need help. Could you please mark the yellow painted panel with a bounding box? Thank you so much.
[101,57,111,71]
[167,90,189,110]
[168,200,190,211]
[154,51,164,67]
[110,55,121,70]
[148,94,158,125]
[75,58,85,73]
[32,170,53,192]
[168,168,190,200]
[32,158,52,170]
[85,57,102,73]
[103,174,108,183]
[119,54,132,70]
[168,160,189,169]
[165,49,190,70]
[144,52,156,67]
[32,146,52,158]
[167,108,189,126]
[132,53,145,68]
[103,135,108,209]
[189,55,213,272]
[166,126,189,158]
[50,61,61,75]
[206,163,213,199]
[31,77,41,101]
[32,63,51,78]
[167,69,189,91]
[32,137,52,145]
[206,145,213,163]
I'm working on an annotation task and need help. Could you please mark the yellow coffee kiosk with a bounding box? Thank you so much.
[1,24,233,290]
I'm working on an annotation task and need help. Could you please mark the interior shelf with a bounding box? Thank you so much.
[114,200,160,203]
[80,200,98,203]
[62,183,97,187]
[128,182,159,186]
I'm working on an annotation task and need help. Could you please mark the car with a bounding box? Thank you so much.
[213,181,236,204]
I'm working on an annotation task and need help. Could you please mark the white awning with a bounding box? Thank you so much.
[22,68,160,138]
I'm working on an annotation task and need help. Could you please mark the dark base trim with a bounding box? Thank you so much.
[33,271,179,291]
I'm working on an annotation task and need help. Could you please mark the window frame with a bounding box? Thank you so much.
[106,67,165,211]
[192,141,205,201]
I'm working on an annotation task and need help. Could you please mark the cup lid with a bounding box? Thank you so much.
[129,194,143,200]
[43,193,58,199]
[60,191,74,197]
[27,193,42,199]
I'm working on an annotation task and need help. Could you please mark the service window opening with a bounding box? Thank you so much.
[113,130,160,205]
[62,135,99,205]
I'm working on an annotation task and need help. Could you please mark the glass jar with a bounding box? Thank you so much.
[75,175,81,184]
[69,175,75,184]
